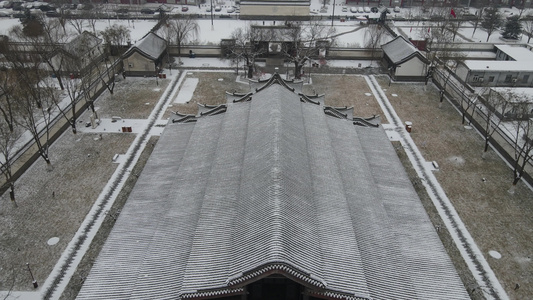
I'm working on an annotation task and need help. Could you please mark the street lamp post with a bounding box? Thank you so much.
[26,263,38,288]
[210,0,214,30]
[331,0,336,26]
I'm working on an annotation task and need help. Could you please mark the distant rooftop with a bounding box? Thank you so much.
[495,44,533,61]
[123,32,167,61]
[381,35,429,65]
[463,60,533,72]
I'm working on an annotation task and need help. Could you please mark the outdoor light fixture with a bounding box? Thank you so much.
[26,263,38,288]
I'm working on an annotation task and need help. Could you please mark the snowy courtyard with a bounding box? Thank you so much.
[1,3,533,300]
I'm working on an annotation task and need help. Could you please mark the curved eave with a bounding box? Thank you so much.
[123,47,164,61]
[226,262,327,290]
[255,73,296,92]
[393,52,430,66]
[181,287,245,299]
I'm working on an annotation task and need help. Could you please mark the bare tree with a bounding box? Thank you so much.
[364,24,387,66]
[460,85,489,125]
[59,34,104,133]
[13,71,55,169]
[0,122,23,207]
[471,8,484,38]
[14,17,73,91]
[481,7,503,42]
[423,18,466,104]
[280,21,336,79]
[448,18,464,42]
[521,14,533,43]
[226,25,273,78]
[68,17,89,35]
[2,29,56,168]
[481,89,512,159]
[0,69,18,132]
[163,15,199,64]
[508,102,533,193]
[100,24,130,56]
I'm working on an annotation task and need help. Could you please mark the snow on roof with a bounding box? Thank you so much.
[494,44,533,61]
[77,78,469,300]
[381,35,428,65]
[123,31,167,61]
[64,31,101,56]
[463,60,533,72]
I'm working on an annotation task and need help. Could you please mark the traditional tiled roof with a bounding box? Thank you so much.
[77,77,469,300]
[123,32,167,61]
[63,31,101,58]
[381,36,429,65]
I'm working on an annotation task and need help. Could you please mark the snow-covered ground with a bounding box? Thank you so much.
[0,17,390,47]
[2,1,533,46]
[393,20,533,43]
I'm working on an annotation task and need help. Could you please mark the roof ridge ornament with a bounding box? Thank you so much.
[353,115,381,127]
[254,73,296,93]
[225,261,327,289]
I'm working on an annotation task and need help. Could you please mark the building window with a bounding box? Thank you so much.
[489,76,495,82]
[523,75,529,83]
[504,75,512,83]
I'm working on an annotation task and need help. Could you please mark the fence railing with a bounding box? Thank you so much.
[432,68,533,186]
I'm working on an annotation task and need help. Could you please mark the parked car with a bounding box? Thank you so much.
[342,6,347,12]
[363,6,370,13]
[0,10,10,17]
[181,6,188,12]
[140,8,154,14]
[11,1,23,10]
[214,5,221,11]
[371,6,378,13]
[357,7,364,13]
[39,4,56,12]
[206,6,211,12]
[227,7,234,13]
[393,6,400,13]
[350,7,357,13]
[46,10,60,17]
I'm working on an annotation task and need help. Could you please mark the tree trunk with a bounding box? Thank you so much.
[294,62,302,79]
[247,64,253,79]
[55,73,65,90]
[177,39,182,64]
[90,103,99,120]
[508,182,517,194]
[45,160,53,172]
[9,184,17,208]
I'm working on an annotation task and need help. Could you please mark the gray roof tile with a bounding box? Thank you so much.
[77,78,469,300]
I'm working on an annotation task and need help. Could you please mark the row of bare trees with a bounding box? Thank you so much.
[0,15,129,207]
[421,8,533,191]
[432,66,533,192]
[221,21,337,79]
